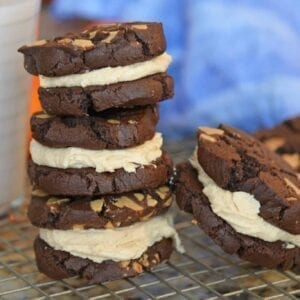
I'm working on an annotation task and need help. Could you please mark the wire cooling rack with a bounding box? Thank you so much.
[0,139,300,300]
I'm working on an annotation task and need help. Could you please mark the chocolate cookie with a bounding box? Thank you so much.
[175,162,300,270]
[34,237,172,283]
[19,22,166,76]
[196,125,300,234]
[31,105,158,149]
[255,116,300,172]
[28,186,173,230]
[28,151,173,196]
[39,73,173,116]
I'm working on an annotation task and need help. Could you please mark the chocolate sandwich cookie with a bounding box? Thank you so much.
[34,237,173,283]
[255,116,300,172]
[195,125,300,234]
[28,151,173,196]
[38,73,173,116]
[175,162,300,270]
[19,22,166,76]
[28,186,173,230]
[31,105,159,149]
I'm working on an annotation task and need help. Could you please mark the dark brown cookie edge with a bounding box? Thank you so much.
[28,186,173,230]
[38,73,173,116]
[34,236,173,283]
[28,151,173,196]
[19,22,166,76]
[31,105,159,149]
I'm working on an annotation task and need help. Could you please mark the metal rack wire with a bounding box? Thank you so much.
[0,139,299,299]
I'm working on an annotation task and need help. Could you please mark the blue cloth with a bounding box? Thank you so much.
[51,0,300,139]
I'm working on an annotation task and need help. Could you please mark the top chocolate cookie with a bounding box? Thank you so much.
[197,125,300,234]
[255,116,300,172]
[18,22,166,77]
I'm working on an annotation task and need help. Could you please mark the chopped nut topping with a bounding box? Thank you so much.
[134,193,144,201]
[36,113,51,119]
[57,38,72,44]
[131,24,148,30]
[47,197,70,205]
[89,30,98,39]
[140,212,154,221]
[132,262,143,273]
[146,196,158,207]
[284,178,300,196]
[282,153,299,169]
[264,137,285,151]
[104,221,114,229]
[154,253,160,262]
[156,186,170,199]
[163,197,173,207]
[139,254,149,267]
[102,31,118,43]
[200,133,217,143]
[90,199,104,212]
[287,197,297,202]
[114,196,144,211]
[200,127,224,136]
[31,189,48,197]
[120,260,130,268]
[158,186,170,193]
[107,119,121,124]
[72,39,94,49]
[156,191,165,198]
[28,39,47,47]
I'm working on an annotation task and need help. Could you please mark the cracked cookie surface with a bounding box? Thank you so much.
[196,125,300,234]
[28,151,173,196]
[28,186,173,230]
[38,73,173,115]
[34,237,173,283]
[19,22,166,76]
[31,105,159,149]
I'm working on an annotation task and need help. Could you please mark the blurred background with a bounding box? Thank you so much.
[30,0,300,140]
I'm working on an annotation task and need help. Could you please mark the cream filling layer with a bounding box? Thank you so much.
[30,133,162,173]
[39,213,184,264]
[190,150,300,248]
[39,52,172,88]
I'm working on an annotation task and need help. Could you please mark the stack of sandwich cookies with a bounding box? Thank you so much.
[255,116,300,172]
[19,22,183,283]
[175,125,300,270]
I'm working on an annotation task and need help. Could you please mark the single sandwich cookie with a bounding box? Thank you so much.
[34,237,173,283]
[28,151,173,196]
[255,116,300,172]
[18,22,166,77]
[175,162,300,270]
[33,213,184,283]
[39,73,173,116]
[28,186,173,230]
[195,125,300,234]
[31,105,159,149]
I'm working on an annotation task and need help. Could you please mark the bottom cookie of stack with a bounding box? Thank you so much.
[34,237,173,283]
